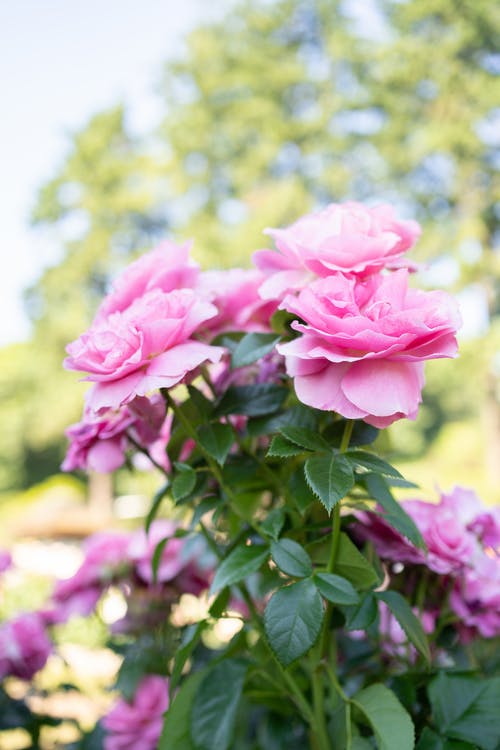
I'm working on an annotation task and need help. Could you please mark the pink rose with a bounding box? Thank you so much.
[197,268,277,338]
[0,613,52,680]
[95,240,199,322]
[450,554,500,638]
[65,288,224,411]
[277,270,460,427]
[62,407,135,473]
[254,201,421,299]
[403,500,478,574]
[103,675,169,750]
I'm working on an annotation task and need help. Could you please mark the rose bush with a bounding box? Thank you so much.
[3,201,499,750]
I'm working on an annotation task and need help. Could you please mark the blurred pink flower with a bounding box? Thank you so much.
[0,550,11,574]
[65,289,224,411]
[103,675,169,750]
[0,613,52,680]
[51,532,131,622]
[95,240,199,322]
[254,201,421,299]
[450,554,500,639]
[277,270,460,427]
[128,521,211,593]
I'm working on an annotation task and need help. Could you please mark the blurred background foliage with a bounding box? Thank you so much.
[2,0,500,511]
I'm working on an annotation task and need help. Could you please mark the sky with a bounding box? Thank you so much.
[0,0,229,347]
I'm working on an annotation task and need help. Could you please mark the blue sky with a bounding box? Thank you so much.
[0,0,228,346]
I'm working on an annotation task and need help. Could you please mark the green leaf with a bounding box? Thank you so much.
[172,463,197,502]
[279,425,331,452]
[191,659,248,750]
[323,421,379,448]
[264,578,324,667]
[314,572,360,605]
[208,587,230,618]
[187,384,213,418]
[335,532,380,589]
[152,536,170,583]
[260,507,285,541]
[364,473,425,549]
[343,592,378,630]
[231,332,281,368]
[352,683,415,750]
[376,590,431,665]
[290,467,315,514]
[270,308,297,335]
[350,739,374,750]
[210,544,269,594]
[170,621,207,694]
[267,435,305,457]
[247,404,319,438]
[213,384,288,417]
[159,670,206,750]
[270,538,313,578]
[197,422,235,466]
[415,728,473,750]
[304,454,354,512]
[146,482,170,532]
[345,450,403,479]
[427,673,500,750]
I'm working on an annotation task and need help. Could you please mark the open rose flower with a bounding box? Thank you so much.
[103,675,169,750]
[65,288,224,411]
[277,269,460,427]
[95,240,199,322]
[0,613,52,680]
[254,201,421,299]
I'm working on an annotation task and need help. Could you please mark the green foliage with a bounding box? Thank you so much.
[191,660,248,750]
[210,544,269,593]
[264,578,324,666]
[352,683,415,750]
[376,590,431,664]
[270,538,313,578]
[304,454,355,513]
[427,673,500,750]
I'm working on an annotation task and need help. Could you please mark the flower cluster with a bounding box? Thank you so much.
[255,202,461,427]
[356,486,500,641]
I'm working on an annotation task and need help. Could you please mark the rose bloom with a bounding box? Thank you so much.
[61,406,135,473]
[0,613,52,680]
[103,675,169,750]
[95,240,199,322]
[277,270,460,427]
[65,288,224,411]
[254,201,421,299]
[450,554,500,639]
[197,268,277,338]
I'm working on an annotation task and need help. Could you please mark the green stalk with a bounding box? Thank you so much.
[311,419,354,748]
